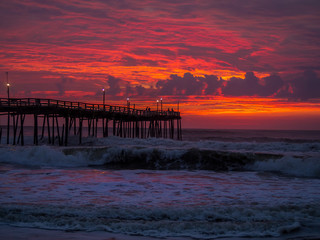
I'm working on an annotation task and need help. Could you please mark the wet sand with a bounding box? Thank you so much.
[0,225,186,240]
[1,225,320,240]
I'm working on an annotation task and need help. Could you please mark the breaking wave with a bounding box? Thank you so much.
[1,136,319,178]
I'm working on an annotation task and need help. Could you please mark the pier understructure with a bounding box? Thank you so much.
[0,98,182,146]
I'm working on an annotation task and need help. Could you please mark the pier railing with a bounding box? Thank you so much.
[0,98,180,117]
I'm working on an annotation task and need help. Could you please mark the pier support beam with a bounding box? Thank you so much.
[34,114,38,145]
[7,113,10,144]
[64,116,69,146]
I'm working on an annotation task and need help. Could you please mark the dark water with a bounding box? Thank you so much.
[183,128,320,142]
[0,129,320,239]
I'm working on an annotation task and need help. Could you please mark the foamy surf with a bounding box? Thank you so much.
[1,169,319,239]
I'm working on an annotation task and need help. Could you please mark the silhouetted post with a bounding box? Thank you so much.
[52,115,55,145]
[13,115,17,145]
[64,116,69,146]
[55,116,61,145]
[6,114,10,144]
[20,114,24,146]
[74,117,77,135]
[79,118,83,144]
[95,117,98,137]
[88,118,92,136]
[47,115,51,144]
[34,114,38,145]
[101,88,105,135]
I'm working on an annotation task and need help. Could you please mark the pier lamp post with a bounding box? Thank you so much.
[7,83,10,99]
[102,88,106,110]
[160,98,163,112]
[102,88,105,104]
[6,72,10,100]
[127,97,130,109]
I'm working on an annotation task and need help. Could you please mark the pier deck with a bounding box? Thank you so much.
[0,98,182,146]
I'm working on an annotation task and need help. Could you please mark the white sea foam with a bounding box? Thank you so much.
[0,145,103,167]
[2,203,317,238]
[247,155,320,178]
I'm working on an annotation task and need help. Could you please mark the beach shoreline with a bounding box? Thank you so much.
[0,225,184,240]
[1,225,320,240]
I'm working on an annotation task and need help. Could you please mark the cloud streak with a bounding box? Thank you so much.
[2,0,319,79]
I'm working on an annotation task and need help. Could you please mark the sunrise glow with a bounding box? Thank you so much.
[1,0,319,129]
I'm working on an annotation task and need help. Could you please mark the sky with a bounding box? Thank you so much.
[0,0,320,130]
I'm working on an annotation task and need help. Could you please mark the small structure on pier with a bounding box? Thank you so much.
[0,98,182,146]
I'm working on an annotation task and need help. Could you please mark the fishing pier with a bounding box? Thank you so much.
[0,98,182,146]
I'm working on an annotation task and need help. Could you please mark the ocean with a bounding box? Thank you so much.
[0,128,319,240]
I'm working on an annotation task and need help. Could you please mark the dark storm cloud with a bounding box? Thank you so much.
[261,74,284,97]
[222,70,320,100]
[108,70,320,101]
[0,1,63,28]
[134,85,148,96]
[106,75,122,95]
[222,72,285,97]
[224,73,282,97]
[156,73,222,96]
[201,0,320,18]
[56,77,74,96]
[222,72,286,97]
[203,75,221,95]
[286,70,320,100]
[223,72,261,97]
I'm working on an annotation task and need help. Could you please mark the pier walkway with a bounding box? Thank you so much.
[0,98,182,146]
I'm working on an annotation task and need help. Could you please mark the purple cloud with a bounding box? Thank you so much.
[284,70,320,100]
[156,73,222,96]
[106,75,122,95]
[223,72,263,97]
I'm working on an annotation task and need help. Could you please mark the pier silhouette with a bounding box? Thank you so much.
[0,98,182,146]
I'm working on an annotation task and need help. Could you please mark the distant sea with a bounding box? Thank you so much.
[0,128,319,239]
